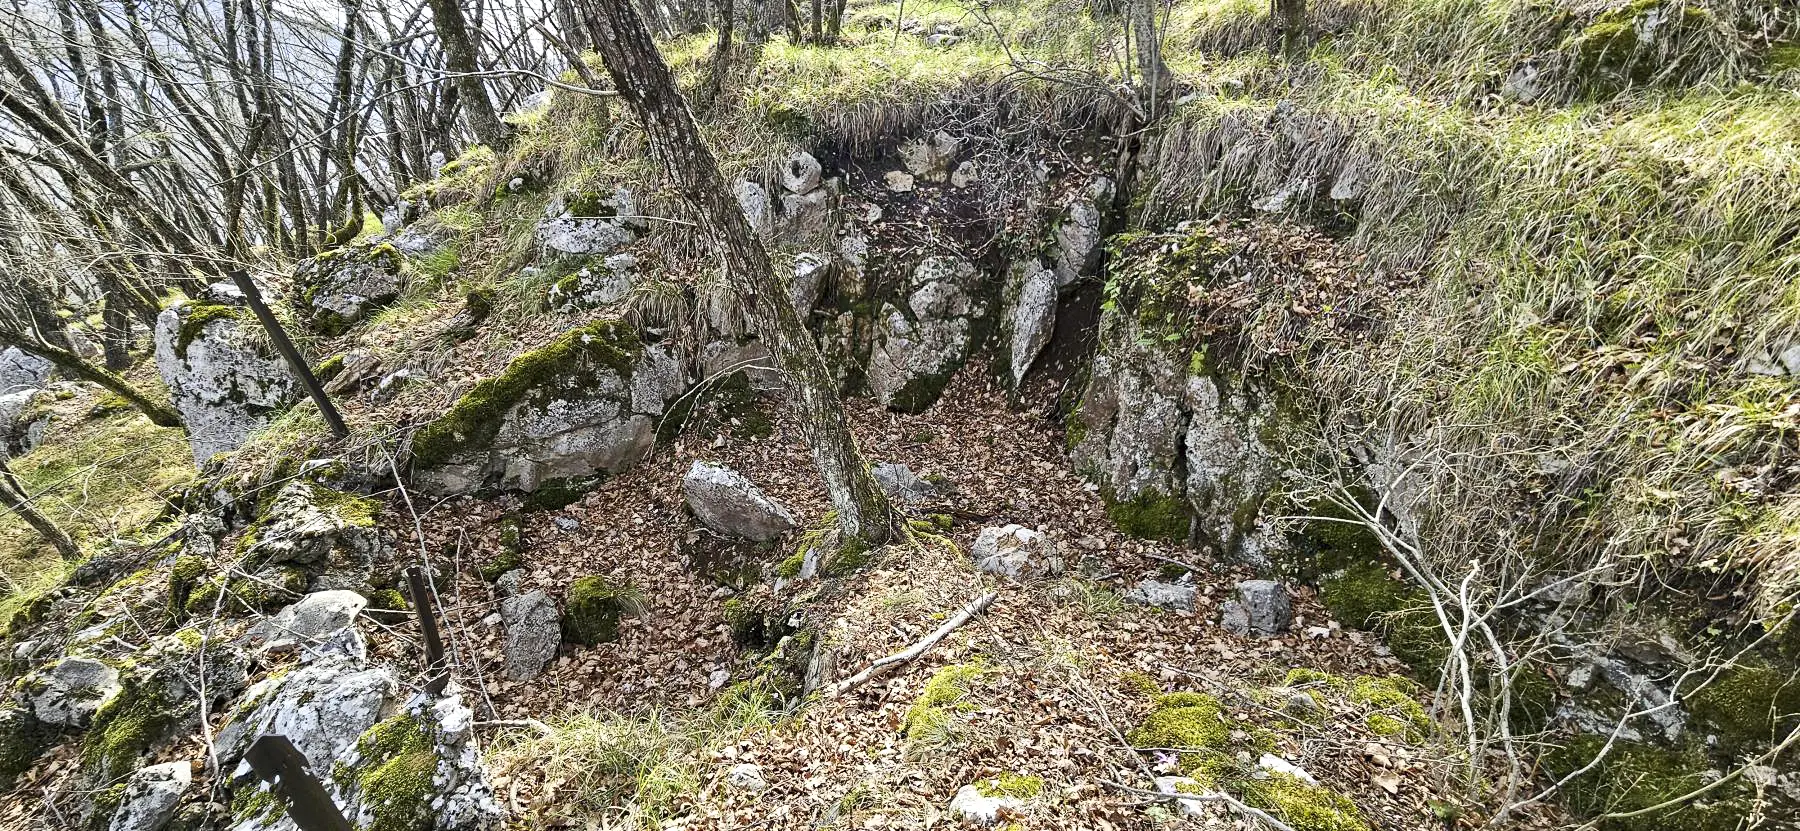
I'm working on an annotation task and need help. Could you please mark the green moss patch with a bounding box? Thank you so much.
[1349,675,1432,740]
[564,575,635,646]
[83,675,181,781]
[902,660,989,743]
[174,303,246,358]
[974,772,1043,799]
[1681,658,1800,744]
[1105,490,1191,542]
[411,320,642,467]
[1241,772,1370,831]
[352,715,438,831]
[1128,691,1232,771]
[1543,735,1755,831]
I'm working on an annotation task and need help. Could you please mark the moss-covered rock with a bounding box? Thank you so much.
[1543,735,1756,831]
[1128,691,1232,774]
[974,772,1044,799]
[172,303,247,359]
[1105,490,1191,541]
[1241,772,1370,831]
[902,660,989,744]
[1349,675,1432,740]
[167,555,207,618]
[563,575,633,646]
[1681,658,1800,744]
[82,674,181,782]
[352,714,438,831]
[0,707,56,782]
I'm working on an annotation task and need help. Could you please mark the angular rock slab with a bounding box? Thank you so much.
[411,321,683,495]
[683,462,797,542]
[247,590,370,660]
[1221,579,1291,637]
[24,656,121,728]
[1005,260,1057,387]
[500,589,560,681]
[1124,580,1197,612]
[872,462,938,506]
[155,300,301,466]
[107,761,192,831]
[972,525,1061,579]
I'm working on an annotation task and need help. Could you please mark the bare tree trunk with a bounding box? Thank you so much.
[698,0,734,113]
[426,0,511,148]
[1129,0,1169,113]
[580,0,902,544]
[1271,0,1306,60]
[0,458,81,561]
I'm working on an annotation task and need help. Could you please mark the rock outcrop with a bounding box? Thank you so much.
[683,462,797,542]
[411,321,683,495]
[154,299,301,465]
[22,656,120,728]
[238,482,386,592]
[538,188,640,256]
[106,761,191,831]
[293,243,403,335]
[0,346,51,394]
[868,256,987,412]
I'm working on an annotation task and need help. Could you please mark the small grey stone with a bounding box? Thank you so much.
[1124,580,1196,612]
[950,160,978,188]
[872,462,937,506]
[1152,776,1209,818]
[1221,580,1291,637]
[553,516,582,532]
[683,462,797,542]
[727,762,768,792]
[495,569,526,598]
[781,151,823,194]
[884,171,915,192]
[947,784,1020,826]
[500,590,561,681]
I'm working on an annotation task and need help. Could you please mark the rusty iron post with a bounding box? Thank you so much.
[406,565,449,694]
[243,734,354,831]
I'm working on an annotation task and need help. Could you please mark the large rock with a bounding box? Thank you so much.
[1183,372,1283,564]
[155,300,302,465]
[1069,321,1188,503]
[0,389,49,457]
[0,346,51,394]
[247,590,369,660]
[1222,580,1291,637]
[239,482,385,591]
[1051,177,1113,287]
[107,761,191,831]
[23,656,121,728]
[500,590,560,680]
[218,660,503,831]
[972,525,1061,579]
[683,462,797,542]
[1005,260,1057,387]
[548,253,637,309]
[411,322,682,495]
[538,188,639,255]
[868,256,985,412]
[293,243,403,335]
[217,658,396,780]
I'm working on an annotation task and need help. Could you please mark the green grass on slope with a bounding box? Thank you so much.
[1,385,193,617]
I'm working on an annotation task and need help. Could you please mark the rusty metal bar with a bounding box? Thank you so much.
[405,565,449,694]
[243,734,353,831]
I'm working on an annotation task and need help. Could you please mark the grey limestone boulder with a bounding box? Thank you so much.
[683,462,797,542]
[872,462,937,506]
[247,590,370,659]
[107,761,192,831]
[1005,260,1058,387]
[411,322,682,495]
[1051,177,1113,287]
[0,346,51,395]
[1068,321,1189,504]
[155,299,302,466]
[500,589,560,681]
[239,482,385,590]
[972,525,1061,579]
[1221,580,1291,637]
[538,188,640,256]
[0,388,49,457]
[23,656,121,728]
[293,244,403,335]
